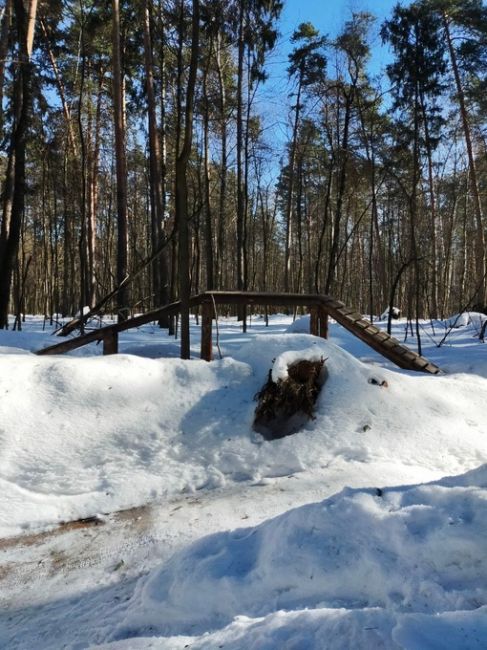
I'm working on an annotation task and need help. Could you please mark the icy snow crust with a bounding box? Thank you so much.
[0,314,487,648]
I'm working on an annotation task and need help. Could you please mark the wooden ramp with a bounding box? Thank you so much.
[319,296,440,374]
[36,291,440,375]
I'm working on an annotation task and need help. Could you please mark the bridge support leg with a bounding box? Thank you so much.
[310,307,319,336]
[310,307,329,339]
[103,330,118,355]
[201,301,213,361]
[319,308,329,339]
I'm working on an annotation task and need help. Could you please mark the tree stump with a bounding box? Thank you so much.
[253,358,327,440]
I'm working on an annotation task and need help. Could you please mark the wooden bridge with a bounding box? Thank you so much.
[36,291,440,374]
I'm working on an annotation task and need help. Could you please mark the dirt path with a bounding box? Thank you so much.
[0,462,395,649]
[0,473,335,610]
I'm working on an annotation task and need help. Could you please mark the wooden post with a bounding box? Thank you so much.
[319,307,329,339]
[103,329,118,355]
[309,307,319,336]
[201,301,213,361]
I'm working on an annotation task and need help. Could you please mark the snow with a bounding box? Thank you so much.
[0,312,486,648]
[270,346,326,382]
[380,306,401,320]
[107,466,487,649]
[443,310,487,330]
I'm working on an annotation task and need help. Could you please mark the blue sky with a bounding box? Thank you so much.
[278,0,411,77]
[259,0,411,154]
[281,0,404,36]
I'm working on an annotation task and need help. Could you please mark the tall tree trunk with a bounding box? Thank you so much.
[143,0,169,316]
[419,93,438,317]
[325,86,353,295]
[215,31,227,288]
[76,33,88,315]
[202,44,214,290]
[443,13,486,305]
[39,16,78,156]
[0,0,13,134]
[112,0,128,321]
[0,0,37,329]
[156,2,170,327]
[176,0,199,359]
[284,73,302,293]
[86,64,104,309]
[236,1,245,295]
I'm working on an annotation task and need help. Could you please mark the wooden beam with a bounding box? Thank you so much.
[199,291,326,308]
[35,290,440,374]
[37,328,105,355]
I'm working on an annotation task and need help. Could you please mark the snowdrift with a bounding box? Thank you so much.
[110,466,487,649]
[1,333,487,536]
[444,311,487,330]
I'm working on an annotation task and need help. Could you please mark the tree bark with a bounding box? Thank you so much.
[236,1,245,296]
[284,72,302,293]
[0,0,13,134]
[215,31,227,289]
[202,43,214,290]
[176,0,199,359]
[143,0,169,315]
[443,13,486,305]
[0,0,37,329]
[112,0,129,321]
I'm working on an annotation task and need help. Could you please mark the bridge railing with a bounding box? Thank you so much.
[36,291,440,375]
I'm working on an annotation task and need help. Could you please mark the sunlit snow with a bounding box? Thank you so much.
[0,312,485,649]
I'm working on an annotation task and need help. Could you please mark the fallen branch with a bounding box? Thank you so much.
[55,227,176,337]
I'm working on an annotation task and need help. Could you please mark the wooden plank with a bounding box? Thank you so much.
[36,301,182,356]
[423,363,440,374]
[364,324,380,336]
[389,345,409,357]
[202,291,324,308]
[321,299,440,374]
[116,300,181,332]
[37,329,105,355]
[354,319,370,329]
[321,299,345,310]
[380,337,403,350]
[412,358,429,369]
[200,301,213,362]
[334,307,357,317]
[401,350,418,363]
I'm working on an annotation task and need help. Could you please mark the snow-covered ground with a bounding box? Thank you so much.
[0,311,486,649]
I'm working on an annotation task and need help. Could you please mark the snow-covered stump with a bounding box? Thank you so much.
[253,353,327,440]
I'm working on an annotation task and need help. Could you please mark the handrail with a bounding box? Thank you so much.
[36,291,440,374]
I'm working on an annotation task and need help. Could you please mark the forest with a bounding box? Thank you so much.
[0,0,486,350]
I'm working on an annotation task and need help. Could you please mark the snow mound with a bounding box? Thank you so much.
[102,607,487,650]
[1,333,487,536]
[111,466,487,648]
[285,314,310,333]
[444,311,487,330]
